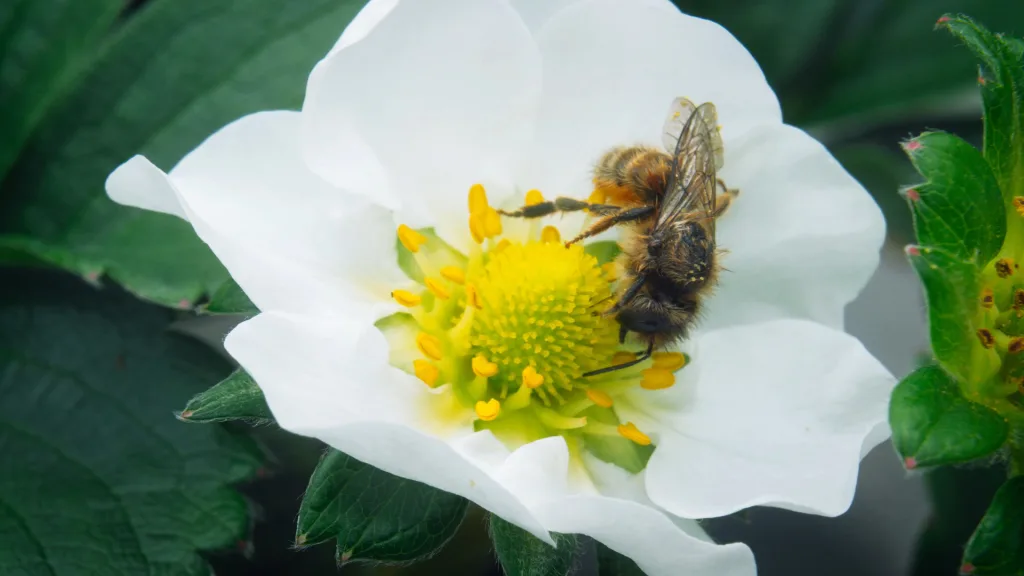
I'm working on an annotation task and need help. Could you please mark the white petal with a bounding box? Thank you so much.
[705,123,886,331]
[625,319,894,519]
[106,155,188,220]
[107,111,409,314]
[327,0,399,55]
[523,0,780,196]
[496,439,755,576]
[225,311,553,542]
[509,0,586,33]
[302,0,542,252]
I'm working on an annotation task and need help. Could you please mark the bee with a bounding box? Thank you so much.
[499,98,737,376]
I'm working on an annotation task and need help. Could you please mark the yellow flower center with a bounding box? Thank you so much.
[377,185,691,473]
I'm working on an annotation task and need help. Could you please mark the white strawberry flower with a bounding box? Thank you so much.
[106,0,894,574]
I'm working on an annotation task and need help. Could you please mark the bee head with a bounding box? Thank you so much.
[614,296,697,346]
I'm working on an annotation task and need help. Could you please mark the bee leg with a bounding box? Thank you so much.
[565,205,655,245]
[498,197,620,219]
[713,179,739,218]
[582,340,654,377]
[604,275,646,316]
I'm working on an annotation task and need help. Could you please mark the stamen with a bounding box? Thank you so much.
[483,207,503,238]
[586,388,613,408]
[981,287,995,309]
[541,226,561,243]
[504,383,533,411]
[413,359,440,387]
[588,189,606,204]
[525,189,544,205]
[475,398,500,421]
[391,289,421,307]
[640,368,675,390]
[397,224,427,253]
[416,332,444,360]
[466,284,483,309]
[1015,289,1024,311]
[469,183,489,214]
[440,266,466,285]
[1014,196,1024,216]
[472,355,499,377]
[494,239,511,252]
[522,366,545,389]
[469,212,486,244]
[535,406,587,429]
[652,352,687,371]
[425,277,451,300]
[617,422,652,445]
[602,262,618,282]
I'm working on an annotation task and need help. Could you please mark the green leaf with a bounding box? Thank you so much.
[941,15,1024,204]
[296,449,469,565]
[0,0,122,180]
[0,0,367,307]
[584,241,622,266]
[906,245,998,383]
[202,277,258,315]
[597,542,645,576]
[902,131,1006,264]
[962,476,1024,575]
[890,365,1008,469]
[0,269,263,575]
[180,368,272,425]
[490,515,577,576]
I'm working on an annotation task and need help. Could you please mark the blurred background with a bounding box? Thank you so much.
[2,0,1021,575]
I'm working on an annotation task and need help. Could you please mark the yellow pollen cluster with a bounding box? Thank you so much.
[378,184,691,468]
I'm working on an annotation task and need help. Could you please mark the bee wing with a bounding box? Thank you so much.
[661,97,723,170]
[654,101,718,235]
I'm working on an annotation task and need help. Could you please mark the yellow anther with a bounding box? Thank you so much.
[475,398,501,421]
[397,224,427,253]
[440,266,466,285]
[469,183,489,214]
[413,359,440,387]
[1014,196,1024,216]
[522,365,545,389]
[617,422,651,446]
[390,289,421,307]
[466,284,483,309]
[587,389,613,408]
[652,352,687,371]
[640,368,675,390]
[494,239,512,252]
[601,262,618,282]
[469,212,486,244]
[472,355,499,378]
[425,277,450,300]
[611,351,638,365]
[588,188,607,204]
[541,226,561,243]
[416,332,443,360]
[525,189,544,206]
[483,207,503,237]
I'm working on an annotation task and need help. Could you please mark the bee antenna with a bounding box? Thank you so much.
[582,341,654,378]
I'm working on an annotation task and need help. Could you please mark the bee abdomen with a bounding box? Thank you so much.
[593,146,671,203]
